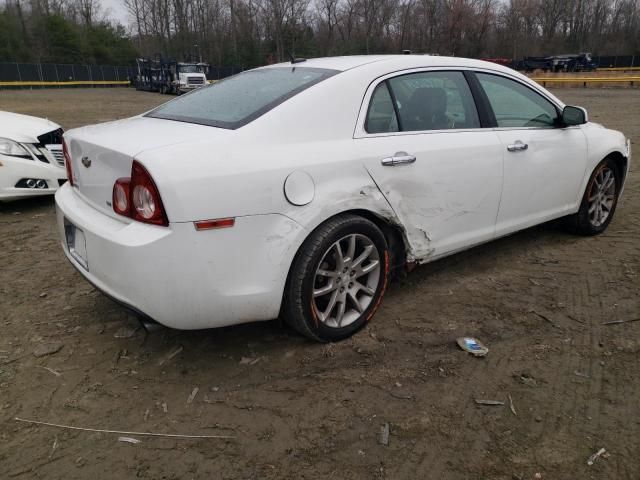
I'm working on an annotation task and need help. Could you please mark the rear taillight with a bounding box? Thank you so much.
[130,161,168,226]
[111,160,168,226]
[112,178,130,215]
[62,138,73,186]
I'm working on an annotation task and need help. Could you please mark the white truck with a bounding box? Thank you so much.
[135,58,209,95]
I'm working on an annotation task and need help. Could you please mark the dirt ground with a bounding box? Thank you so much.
[0,87,638,480]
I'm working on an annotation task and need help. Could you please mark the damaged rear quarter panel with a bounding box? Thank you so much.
[279,155,408,249]
[143,137,413,261]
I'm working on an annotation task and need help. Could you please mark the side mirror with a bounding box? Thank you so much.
[562,106,588,126]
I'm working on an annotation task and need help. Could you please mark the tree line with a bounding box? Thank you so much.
[125,0,640,66]
[0,0,137,64]
[1,0,639,67]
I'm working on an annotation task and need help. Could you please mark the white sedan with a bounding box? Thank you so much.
[0,111,67,201]
[56,55,631,341]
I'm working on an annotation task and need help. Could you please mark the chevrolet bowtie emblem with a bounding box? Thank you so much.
[81,156,91,168]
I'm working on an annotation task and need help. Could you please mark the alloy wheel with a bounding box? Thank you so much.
[588,165,616,227]
[312,233,381,328]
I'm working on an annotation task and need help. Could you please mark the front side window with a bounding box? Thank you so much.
[476,73,559,128]
[147,67,337,129]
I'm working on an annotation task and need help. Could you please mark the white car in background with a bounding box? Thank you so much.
[56,55,630,342]
[0,111,67,201]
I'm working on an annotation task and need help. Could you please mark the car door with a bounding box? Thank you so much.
[355,70,504,261]
[474,72,588,235]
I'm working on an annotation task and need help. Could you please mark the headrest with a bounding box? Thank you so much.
[409,87,447,113]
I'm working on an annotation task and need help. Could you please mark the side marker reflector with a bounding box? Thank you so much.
[194,218,235,231]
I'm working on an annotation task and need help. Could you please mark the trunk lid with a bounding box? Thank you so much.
[65,116,228,220]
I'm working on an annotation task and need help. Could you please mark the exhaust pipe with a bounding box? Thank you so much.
[36,179,47,189]
[26,179,36,188]
[138,315,164,333]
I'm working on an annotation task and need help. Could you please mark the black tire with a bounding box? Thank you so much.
[567,157,621,235]
[282,214,390,342]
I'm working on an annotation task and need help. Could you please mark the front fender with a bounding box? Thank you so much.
[580,123,630,197]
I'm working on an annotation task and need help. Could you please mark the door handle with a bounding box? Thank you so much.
[507,141,529,152]
[381,152,417,166]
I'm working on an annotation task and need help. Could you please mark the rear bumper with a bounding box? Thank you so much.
[55,183,305,329]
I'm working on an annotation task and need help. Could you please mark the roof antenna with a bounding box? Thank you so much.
[288,51,307,64]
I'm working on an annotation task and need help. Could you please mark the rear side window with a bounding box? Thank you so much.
[390,71,480,131]
[365,71,480,133]
[365,82,399,133]
[147,67,337,129]
[476,73,559,128]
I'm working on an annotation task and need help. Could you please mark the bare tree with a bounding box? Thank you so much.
[109,0,640,66]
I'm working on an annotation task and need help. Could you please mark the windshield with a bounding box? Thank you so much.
[146,67,338,129]
[179,65,201,73]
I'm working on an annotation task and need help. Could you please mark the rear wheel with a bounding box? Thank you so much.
[568,157,620,235]
[282,214,390,342]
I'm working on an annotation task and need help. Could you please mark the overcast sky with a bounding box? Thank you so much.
[101,0,129,27]
[100,0,510,30]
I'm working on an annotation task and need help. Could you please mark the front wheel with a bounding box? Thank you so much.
[282,214,390,342]
[568,157,621,235]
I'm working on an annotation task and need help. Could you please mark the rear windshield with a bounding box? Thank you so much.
[146,67,337,129]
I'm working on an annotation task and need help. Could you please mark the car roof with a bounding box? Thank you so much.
[264,55,515,74]
[268,55,394,71]
[262,54,564,107]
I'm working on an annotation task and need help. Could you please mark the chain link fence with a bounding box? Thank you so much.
[208,66,245,79]
[594,55,638,69]
[2,57,634,88]
[0,62,246,88]
[0,62,136,84]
